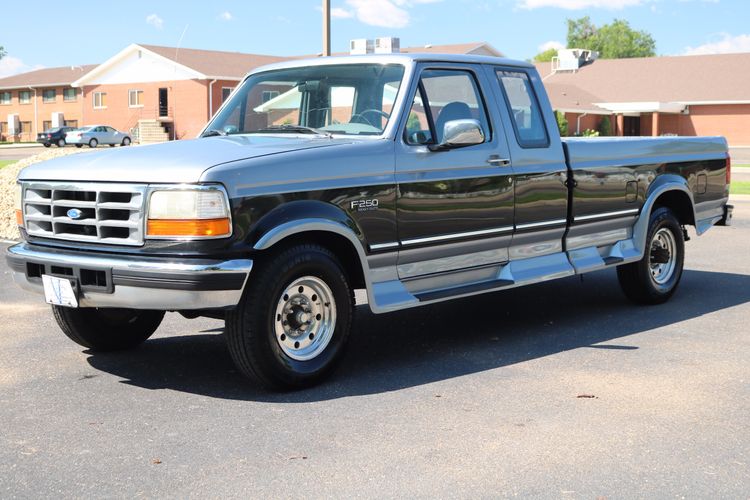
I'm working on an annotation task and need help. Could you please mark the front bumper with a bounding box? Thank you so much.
[5,243,252,310]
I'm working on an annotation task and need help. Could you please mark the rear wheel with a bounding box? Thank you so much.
[52,307,164,351]
[225,244,353,390]
[75,144,82,148]
[617,207,684,304]
[88,138,98,148]
[56,138,65,147]
[43,143,51,148]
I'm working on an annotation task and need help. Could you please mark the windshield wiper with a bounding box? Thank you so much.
[255,125,332,137]
[201,129,227,138]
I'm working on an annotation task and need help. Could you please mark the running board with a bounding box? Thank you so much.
[415,278,515,302]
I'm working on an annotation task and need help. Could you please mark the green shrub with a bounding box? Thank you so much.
[598,115,612,136]
[555,110,568,137]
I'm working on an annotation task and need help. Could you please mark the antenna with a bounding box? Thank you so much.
[175,24,189,61]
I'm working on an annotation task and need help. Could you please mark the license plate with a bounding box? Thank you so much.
[42,275,79,308]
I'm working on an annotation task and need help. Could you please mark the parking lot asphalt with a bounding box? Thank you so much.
[1,198,749,498]
[0,146,49,162]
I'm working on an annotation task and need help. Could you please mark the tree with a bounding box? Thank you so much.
[598,116,612,136]
[0,46,6,60]
[555,110,568,137]
[566,16,655,59]
[533,47,558,62]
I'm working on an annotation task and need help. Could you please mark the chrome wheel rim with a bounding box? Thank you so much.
[273,276,336,361]
[649,228,677,285]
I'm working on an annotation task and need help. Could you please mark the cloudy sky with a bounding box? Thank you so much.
[1,0,748,77]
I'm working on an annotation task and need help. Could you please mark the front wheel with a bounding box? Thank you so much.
[88,138,98,148]
[52,307,165,351]
[75,144,83,148]
[225,244,353,390]
[121,137,131,146]
[617,207,685,304]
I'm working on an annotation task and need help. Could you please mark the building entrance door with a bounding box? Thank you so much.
[158,88,168,117]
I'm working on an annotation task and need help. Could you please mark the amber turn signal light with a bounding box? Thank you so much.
[15,209,23,227]
[147,218,231,238]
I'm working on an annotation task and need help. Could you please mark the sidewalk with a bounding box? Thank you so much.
[0,143,40,149]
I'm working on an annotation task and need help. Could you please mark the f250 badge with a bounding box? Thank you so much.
[350,199,379,212]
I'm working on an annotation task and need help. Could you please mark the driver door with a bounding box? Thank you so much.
[394,64,514,279]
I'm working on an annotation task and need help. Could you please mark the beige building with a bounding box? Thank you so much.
[538,51,750,146]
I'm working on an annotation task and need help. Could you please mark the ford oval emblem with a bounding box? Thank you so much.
[67,208,83,220]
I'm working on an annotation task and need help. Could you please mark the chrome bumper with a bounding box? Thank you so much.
[5,243,252,310]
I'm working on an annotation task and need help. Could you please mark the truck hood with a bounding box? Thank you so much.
[18,135,353,183]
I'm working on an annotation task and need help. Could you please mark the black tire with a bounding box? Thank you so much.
[43,143,51,148]
[88,138,98,148]
[617,206,685,304]
[56,138,65,147]
[52,307,165,351]
[109,144,115,147]
[75,144,83,148]
[122,137,131,146]
[225,244,354,390]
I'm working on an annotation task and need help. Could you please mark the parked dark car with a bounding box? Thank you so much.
[36,127,75,148]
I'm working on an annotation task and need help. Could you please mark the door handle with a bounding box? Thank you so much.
[487,155,511,167]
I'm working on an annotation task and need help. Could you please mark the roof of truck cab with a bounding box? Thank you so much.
[247,53,535,75]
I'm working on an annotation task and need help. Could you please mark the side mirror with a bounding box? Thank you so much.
[430,119,484,151]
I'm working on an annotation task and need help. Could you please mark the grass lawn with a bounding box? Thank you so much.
[731,181,750,195]
[0,160,16,170]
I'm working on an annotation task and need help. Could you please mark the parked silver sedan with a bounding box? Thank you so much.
[66,125,132,148]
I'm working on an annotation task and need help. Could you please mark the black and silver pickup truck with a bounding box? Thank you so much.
[7,53,732,390]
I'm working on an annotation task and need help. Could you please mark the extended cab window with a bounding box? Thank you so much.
[496,70,549,148]
[405,69,490,145]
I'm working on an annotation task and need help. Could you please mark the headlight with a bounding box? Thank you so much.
[14,183,23,227]
[146,187,231,239]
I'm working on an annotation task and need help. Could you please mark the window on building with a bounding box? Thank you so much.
[0,92,10,105]
[19,91,31,104]
[93,92,107,109]
[0,122,8,136]
[42,89,56,103]
[495,70,549,148]
[63,88,76,102]
[64,120,78,128]
[261,90,279,103]
[222,87,234,103]
[20,121,31,133]
[43,121,52,132]
[128,89,144,107]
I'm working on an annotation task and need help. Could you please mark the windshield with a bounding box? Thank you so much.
[206,63,405,137]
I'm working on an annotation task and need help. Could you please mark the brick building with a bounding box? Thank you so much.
[0,41,501,143]
[538,51,750,145]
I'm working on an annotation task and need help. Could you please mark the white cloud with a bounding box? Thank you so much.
[539,40,565,52]
[518,0,643,9]
[0,56,45,78]
[343,0,441,28]
[146,13,164,29]
[346,0,410,28]
[218,11,233,21]
[683,33,750,55]
[330,7,354,18]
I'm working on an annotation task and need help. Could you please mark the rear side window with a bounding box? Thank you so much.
[496,70,549,148]
[405,69,490,145]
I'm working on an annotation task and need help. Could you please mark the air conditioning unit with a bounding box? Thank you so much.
[556,48,599,71]
[374,37,400,54]
[350,39,374,55]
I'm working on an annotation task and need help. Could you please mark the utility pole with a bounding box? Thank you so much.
[322,0,331,56]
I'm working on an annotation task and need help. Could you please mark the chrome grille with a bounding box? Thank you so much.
[22,182,147,246]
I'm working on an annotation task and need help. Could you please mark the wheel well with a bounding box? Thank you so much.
[652,190,695,226]
[257,231,366,289]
